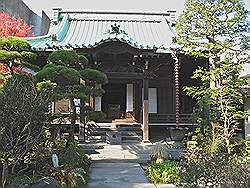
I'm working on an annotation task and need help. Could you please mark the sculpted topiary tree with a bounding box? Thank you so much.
[176,0,249,153]
[36,50,107,137]
[0,37,38,75]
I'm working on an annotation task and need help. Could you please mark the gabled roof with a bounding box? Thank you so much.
[26,9,176,52]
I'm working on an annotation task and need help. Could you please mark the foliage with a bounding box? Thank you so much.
[147,160,181,184]
[0,37,37,75]
[245,136,250,157]
[181,144,248,187]
[81,68,108,85]
[176,0,248,58]
[61,138,90,170]
[0,12,34,37]
[0,37,31,51]
[36,80,57,91]
[36,63,81,85]
[78,55,89,68]
[53,167,87,188]
[0,75,91,187]
[48,50,80,69]
[51,138,90,187]
[150,142,170,163]
[3,133,90,187]
[36,50,108,136]
[176,0,249,154]
[87,111,106,122]
[0,74,51,187]
[7,174,42,186]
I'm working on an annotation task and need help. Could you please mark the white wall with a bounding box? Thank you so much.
[142,88,157,113]
[126,84,133,112]
[95,97,102,111]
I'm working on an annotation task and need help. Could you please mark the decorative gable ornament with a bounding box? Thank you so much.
[105,23,128,38]
[104,23,138,46]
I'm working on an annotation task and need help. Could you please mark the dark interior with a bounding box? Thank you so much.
[102,83,126,120]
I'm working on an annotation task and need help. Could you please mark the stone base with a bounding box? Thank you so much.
[141,140,151,144]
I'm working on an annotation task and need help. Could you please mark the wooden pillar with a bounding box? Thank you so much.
[143,61,149,142]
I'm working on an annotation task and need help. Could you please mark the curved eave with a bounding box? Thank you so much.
[25,14,70,51]
[28,37,171,52]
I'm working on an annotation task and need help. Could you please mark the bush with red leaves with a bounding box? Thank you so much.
[0,12,34,37]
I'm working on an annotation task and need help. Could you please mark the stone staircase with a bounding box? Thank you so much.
[85,122,143,144]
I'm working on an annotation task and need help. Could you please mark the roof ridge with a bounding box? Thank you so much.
[56,9,176,17]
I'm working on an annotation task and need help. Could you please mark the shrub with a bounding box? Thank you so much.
[48,50,79,68]
[53,167,87,188]
[147,160,181,184]
[0,74,51,187]
[80,68,108,85]
[7,174,41,186]
[181,148,248,187]
[87,111,106,122]
[52,138,90,187]
[61,138,91,170]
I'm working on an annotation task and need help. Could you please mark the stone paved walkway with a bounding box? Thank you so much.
[86,143,152,162]
[85,143,180,188]
[86,162,178,188]
[86,162,150,188]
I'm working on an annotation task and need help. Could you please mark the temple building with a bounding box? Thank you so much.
[27,8,207,141]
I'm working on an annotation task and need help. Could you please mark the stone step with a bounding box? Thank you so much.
[86,127,142,133]
[121,131,142,136]
[87,134,142,139]
[87,135,106,140]
[86,130,107,136]
[122,140,142,143]
[86,127,142,132]
[123,135,142,139]
[85,139,106,144]
[86,131,142,138]
[97,123,141,128]
[85,122,143,143]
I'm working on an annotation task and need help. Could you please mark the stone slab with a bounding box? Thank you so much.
[155,184,178,188]
[87,162,149,188]
[133,183,156,188]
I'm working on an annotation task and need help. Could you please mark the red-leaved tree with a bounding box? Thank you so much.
[0,12,34,38]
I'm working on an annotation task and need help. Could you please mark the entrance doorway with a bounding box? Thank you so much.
[102,83,126,121]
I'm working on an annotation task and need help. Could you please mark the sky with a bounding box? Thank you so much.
[23,0,250,19]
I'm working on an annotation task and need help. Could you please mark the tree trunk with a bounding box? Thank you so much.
[69,98,76,138]
[79,98,86,141]
[2,162,8,188]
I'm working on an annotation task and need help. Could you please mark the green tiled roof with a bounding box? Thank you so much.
[26,10,176,52]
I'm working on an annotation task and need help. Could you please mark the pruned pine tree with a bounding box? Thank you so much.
[0,37,38,75]
[36,50,108,138]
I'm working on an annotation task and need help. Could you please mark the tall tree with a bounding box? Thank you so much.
[0,12,34,37]
[176,0,249,153]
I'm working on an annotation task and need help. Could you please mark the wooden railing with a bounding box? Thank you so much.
[149,113,193,124]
